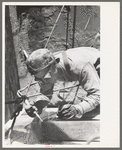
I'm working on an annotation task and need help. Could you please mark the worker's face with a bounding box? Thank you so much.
[34,64,57,92]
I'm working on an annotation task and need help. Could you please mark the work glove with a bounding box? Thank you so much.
[23,99,38,117]
[57,104,78,120]
[23,95,50,118]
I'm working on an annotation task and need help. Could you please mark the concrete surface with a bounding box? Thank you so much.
[4,108,100,148]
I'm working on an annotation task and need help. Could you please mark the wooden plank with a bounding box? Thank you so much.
[30,106,100,143]
[39,104,100,121]
[5,110,100,144]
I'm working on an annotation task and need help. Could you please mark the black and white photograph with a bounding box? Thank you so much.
[3,2,120,148]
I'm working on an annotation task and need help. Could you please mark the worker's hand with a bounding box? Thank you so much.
[23,100,38,117]
[57,104,77,120]
[23,95,49,117]
[25,106,37,118]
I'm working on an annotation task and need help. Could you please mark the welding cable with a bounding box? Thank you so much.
[6,104,23,144]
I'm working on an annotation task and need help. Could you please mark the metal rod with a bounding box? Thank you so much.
[27,83,79,98]
[17,81,39,94]
[44,6,64,49]
[84,17,91,31]
[25,75,34,96]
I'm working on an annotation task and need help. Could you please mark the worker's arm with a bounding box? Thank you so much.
[74,62,100,118]
[38,79,65,106]
[57,62,100,119]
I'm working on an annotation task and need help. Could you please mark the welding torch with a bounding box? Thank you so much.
[17,79,43,122]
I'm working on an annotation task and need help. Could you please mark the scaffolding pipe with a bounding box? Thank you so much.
[65,6,70,50]
[72,6,77,48]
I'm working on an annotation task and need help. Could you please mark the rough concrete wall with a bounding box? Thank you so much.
[5,6,20,123]
[25,6,100,52]
[17,6,99,52]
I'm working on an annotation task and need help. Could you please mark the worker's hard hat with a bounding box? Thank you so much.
[26,49,55,74]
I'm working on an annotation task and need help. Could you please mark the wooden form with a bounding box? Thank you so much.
[40,120,100,142]
[5,106,100,145]
[30,106,100,143]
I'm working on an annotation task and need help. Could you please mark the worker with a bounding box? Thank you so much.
[26,47,100,120]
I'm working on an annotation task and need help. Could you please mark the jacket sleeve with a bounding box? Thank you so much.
[74,62,100,118]
[39,81,66,106]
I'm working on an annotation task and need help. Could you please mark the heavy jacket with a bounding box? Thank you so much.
[39,47,100,118]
